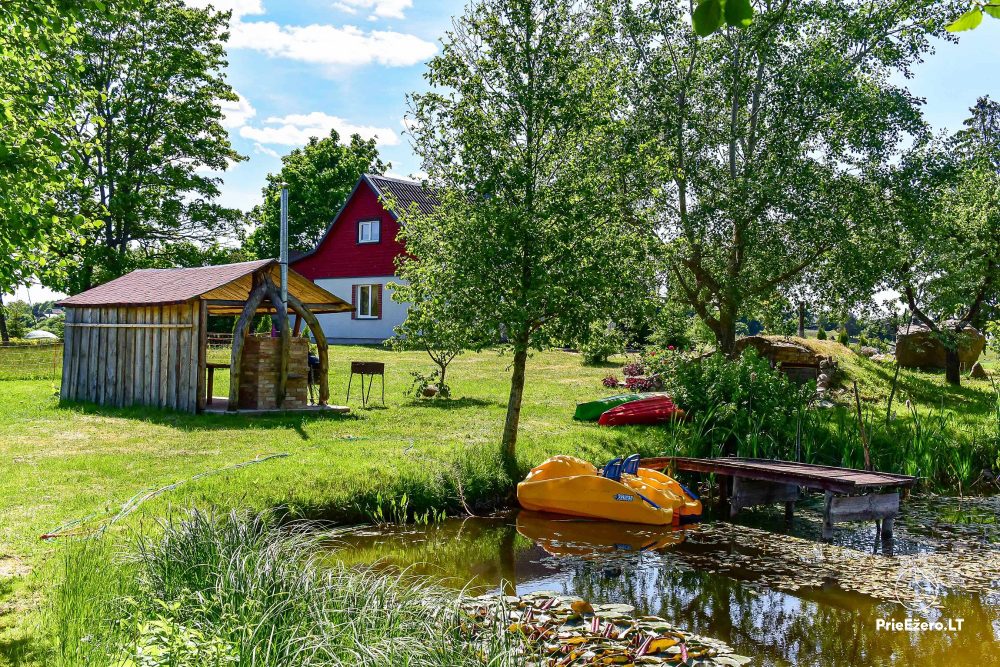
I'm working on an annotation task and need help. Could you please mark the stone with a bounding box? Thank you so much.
[895,321,985,370]
[817,373,829,385]
[969,361,989,380]
[860,346,879,358]
[422,385,439,397]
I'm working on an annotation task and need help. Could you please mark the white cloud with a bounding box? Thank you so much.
[240,111,399,147]
[219,92,256,129]
[185,0,264,20]
[228,20,436,67]
[253,142,281,158]
[332,0,413,19]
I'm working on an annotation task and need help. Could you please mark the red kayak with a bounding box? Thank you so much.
[598,395,685,426]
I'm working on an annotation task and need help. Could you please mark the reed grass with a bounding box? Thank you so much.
[49,510,522,667]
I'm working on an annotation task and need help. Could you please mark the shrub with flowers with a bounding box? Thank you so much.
[625,376,659,392]
[622,360,645,377]
[641,345,814,458]
[602,375,620,388]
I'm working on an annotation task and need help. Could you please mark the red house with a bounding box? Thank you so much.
[291,173,438,344]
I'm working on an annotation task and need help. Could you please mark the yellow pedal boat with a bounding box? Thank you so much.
[516,454,702,526]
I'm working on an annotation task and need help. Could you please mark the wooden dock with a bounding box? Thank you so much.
[640,456,916,540]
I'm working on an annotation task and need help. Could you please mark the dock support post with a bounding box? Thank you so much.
[822,491,834,540]
[784,501,795,525]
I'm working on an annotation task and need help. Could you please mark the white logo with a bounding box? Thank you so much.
[613,493,634,502]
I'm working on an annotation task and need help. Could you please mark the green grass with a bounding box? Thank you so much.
[0,341,997,664]
[49,511,522,667]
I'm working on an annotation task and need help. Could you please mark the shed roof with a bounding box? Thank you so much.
[58,259,352,314]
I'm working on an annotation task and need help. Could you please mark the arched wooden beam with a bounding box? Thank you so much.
[287,292,329,405]
[259,273,291,408]
[228,275,269,411]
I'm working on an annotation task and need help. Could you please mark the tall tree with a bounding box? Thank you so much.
[46,0,244,294]
[0,1,97,303]
[882,100,1000,385]
[610,0,954,354]
[400,0,656,473]
[244,131,387,259]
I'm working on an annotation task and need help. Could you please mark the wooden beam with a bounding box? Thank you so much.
[828,492,899,523]
[197,299,208,412]
[228,277,269,411]
[260,273,290,408]
[287,292,329,405]
[730,477,799,516]
[65,322,193,329]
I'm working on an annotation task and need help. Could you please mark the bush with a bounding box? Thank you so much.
[622,360,645,377]
[643,347,814,458]
[649,300,693,350]
[579,320,625,365]
[837,328,849,345]
[816,326,827,340]
[602,375,619,388]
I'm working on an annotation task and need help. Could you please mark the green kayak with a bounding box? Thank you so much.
[573,394,644,421]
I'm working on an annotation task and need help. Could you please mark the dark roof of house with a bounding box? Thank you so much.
[365,173,440,217]
[290,173,440,265]
[58,259,275,307]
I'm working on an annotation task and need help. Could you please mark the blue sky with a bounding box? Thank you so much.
[13,2,1000,302]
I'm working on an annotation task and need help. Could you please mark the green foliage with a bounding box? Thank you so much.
[837,328,850,345]
[816,326,828,340]
[0,2,103,295]
[692,0,753,36]
[50,511,517,666]
[402,0,657,462]
[649,300,694,350]
[579,321,626,365]
[43,0,245,294]
[2,300,35,339]
[408,369,451,400]
[646,348,813,456]
[879,99,1000,383]
[946,2,1000,31]
[244,132,387,259]
[610,0,951,351]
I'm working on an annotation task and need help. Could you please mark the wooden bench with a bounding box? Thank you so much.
[640,456,916,540]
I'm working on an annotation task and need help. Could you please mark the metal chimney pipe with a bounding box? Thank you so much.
[279,182,289,309]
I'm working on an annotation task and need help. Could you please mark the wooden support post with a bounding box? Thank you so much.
[287,293,329,406]
[228,277,269,411]
[259,274,290,408]
[785,501,795,524]
[293,314,303,336]
[823,491,834,540]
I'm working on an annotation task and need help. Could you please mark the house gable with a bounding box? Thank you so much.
[291,177,406,280]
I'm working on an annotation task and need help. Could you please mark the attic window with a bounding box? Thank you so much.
[358,219,380,244]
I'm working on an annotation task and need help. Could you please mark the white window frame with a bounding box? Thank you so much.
[358,219,380,244]
[356,284,378,319]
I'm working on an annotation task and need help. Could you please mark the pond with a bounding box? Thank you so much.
[328,495,1000,666]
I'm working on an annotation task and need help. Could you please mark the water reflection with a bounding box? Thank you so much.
[328,505,1000,666]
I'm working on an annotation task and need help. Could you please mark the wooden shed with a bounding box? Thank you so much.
[57,259,352,413]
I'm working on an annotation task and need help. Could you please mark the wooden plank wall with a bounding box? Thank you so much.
[59,302,203,413]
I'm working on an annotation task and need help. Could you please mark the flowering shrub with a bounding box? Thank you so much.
[622,360,645,377]
[602,375,620,388]
[643,346,814,457]
[625,376,659,392]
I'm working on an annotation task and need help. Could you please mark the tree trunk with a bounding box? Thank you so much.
[438,361,447,390]
[798,301,806,338]
[714,313,737,357]
[501,340,529,480]
[0,294,9,344]
[945,346,961,386]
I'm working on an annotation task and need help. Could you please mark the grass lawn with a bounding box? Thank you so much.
[0,340,996,664]
[0,346,653,664]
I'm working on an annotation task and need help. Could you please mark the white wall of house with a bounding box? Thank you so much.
[314,276,409,345]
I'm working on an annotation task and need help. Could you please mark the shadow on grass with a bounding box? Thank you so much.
[57,399,360,438]
[856,357,996,417]
[405,397,501,410]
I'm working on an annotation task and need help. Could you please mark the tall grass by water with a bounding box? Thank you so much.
[50,511,520,667]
